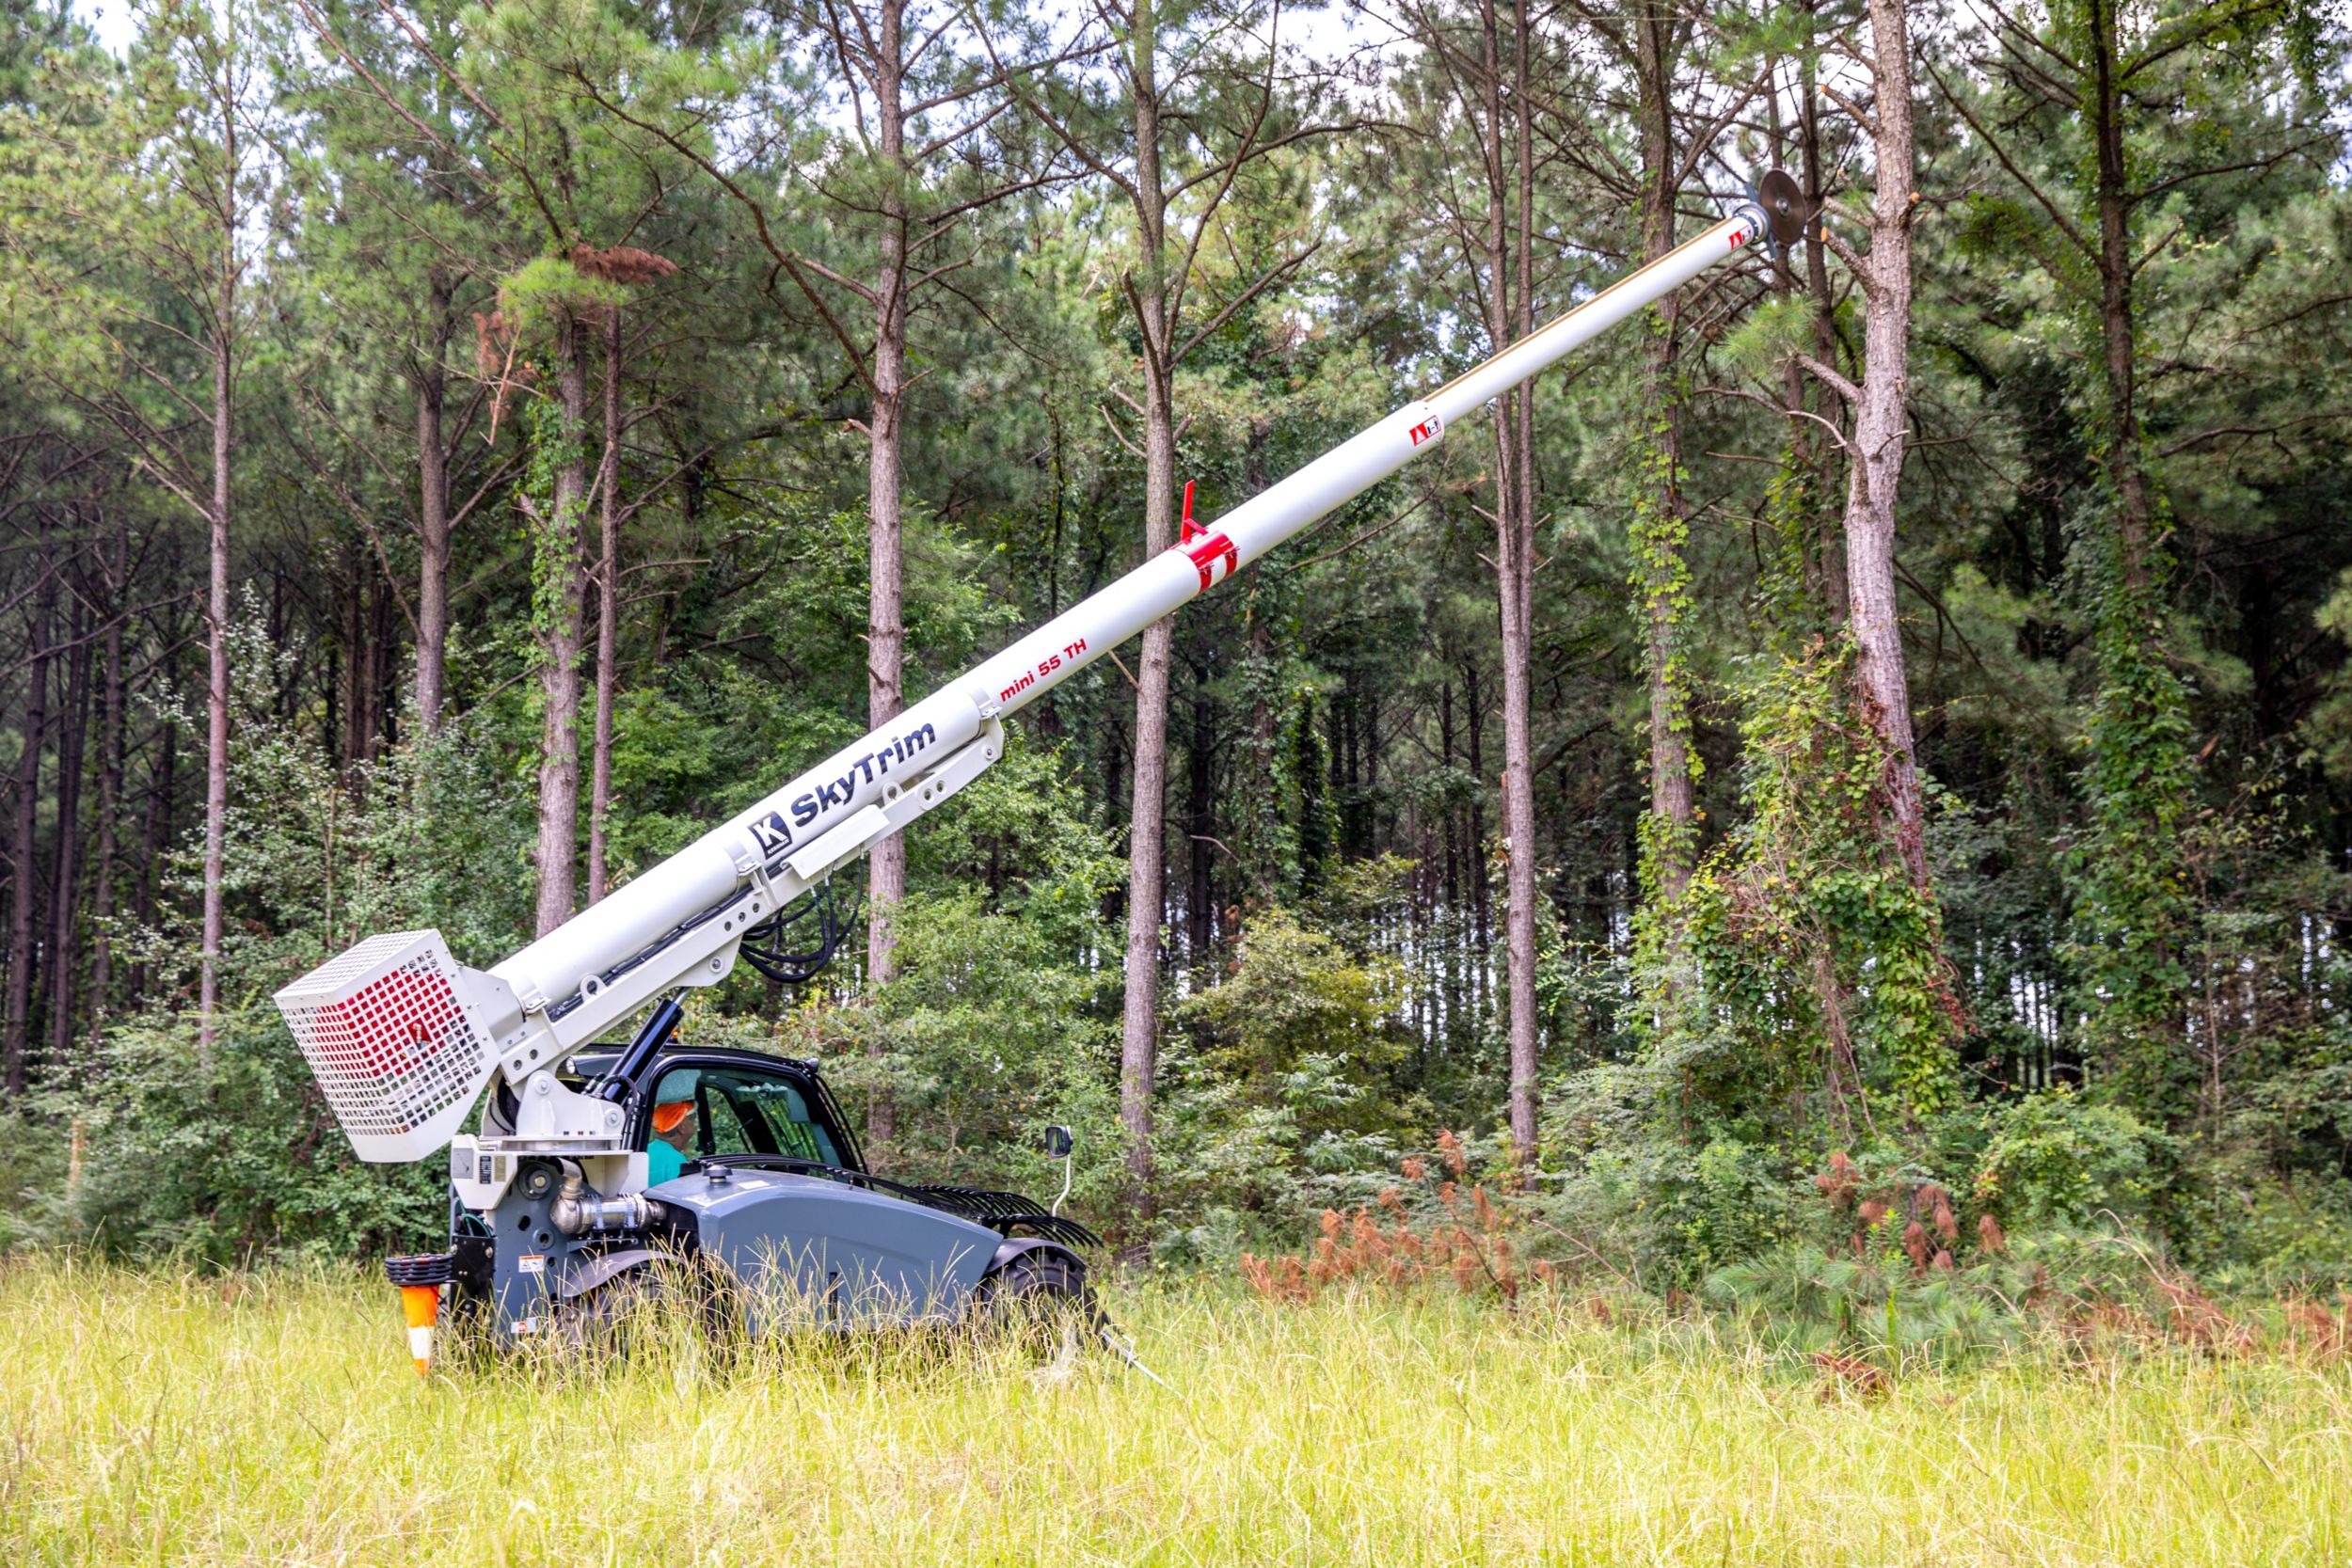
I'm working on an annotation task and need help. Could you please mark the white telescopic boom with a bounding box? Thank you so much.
[277,185,1786,1164]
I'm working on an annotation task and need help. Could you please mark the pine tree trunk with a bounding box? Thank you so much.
[1119,6,1176,1227]
[862,0,912,1157]
[132,708,174,1010]
[88,532,124,1051]
[200,308,232,1055]
[2088,0,2150,583]
[588,307,624,906]
[1798,34,1848,625]
[1476,0,1542,1165]
[1121,370,1176,1221]
[1842,0,1931,894]
[1186,652,1216,985]
[415,277,453,734]
[340,545,369,772]
[532,317,591,937]
[5,547,53,1094]
[1633,15,1695,906]
[1506,0,1544,1163]
[1465,658,1489,959]
[48,594,89,1069]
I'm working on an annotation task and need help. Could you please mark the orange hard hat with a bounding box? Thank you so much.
[651,1100,694,1135]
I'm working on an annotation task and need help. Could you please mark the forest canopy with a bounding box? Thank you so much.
[1,0,2349,1290]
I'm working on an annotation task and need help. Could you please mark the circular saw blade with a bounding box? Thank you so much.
[1756,168,1809,248]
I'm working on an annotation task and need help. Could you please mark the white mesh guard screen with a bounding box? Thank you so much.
[274,930,496,1162]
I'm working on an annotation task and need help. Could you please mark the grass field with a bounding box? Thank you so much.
[2,1256,2348,1565]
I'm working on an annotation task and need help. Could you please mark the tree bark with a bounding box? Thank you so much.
[1186,650,1216,984]
[1797,30,1847,625]
[88,532,124,1051]
[200,279,232,1053]
[1841,0,1931,894]
[340,544,369,772]
[1465,657,1489,960]
[588,306,624,906]
[1633,12,1695,906]
[1476,0,1543,1165]
[48,590,89,1068]
[1117,0,1179,1226]
[414,274,453,734]
[1120,370,1176,1219]
[532,316,591,937]
[5,546,54,1094]
[854,0,914,1158]
[2087,0,2151,585]
[132,705,175,1011]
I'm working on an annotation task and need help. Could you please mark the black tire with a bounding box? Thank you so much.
[556,1262,739,1360]
[555,1271,668,1358]
[974,1248,1103,1350]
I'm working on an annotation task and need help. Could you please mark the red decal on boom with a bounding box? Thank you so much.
[1184,530,1239,591]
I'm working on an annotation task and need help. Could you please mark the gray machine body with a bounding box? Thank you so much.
[485,1163,1004,1338]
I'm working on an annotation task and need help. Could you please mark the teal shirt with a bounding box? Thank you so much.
[646,1139,686,1185]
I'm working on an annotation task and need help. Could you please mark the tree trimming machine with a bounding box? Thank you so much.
[276,172,1806,1370]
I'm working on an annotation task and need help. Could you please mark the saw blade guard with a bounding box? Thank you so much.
[273,929,513,1162]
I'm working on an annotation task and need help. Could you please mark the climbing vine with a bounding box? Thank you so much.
[517,384,589,673]
[1643,445,1961,1140]
[1628,307,1700,909]
[2064,492,2195,1111]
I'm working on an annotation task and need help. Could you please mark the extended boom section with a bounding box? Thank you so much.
[278,182,1792,1169]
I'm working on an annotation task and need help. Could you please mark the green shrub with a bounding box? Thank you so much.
[1973,1090,2169,1227]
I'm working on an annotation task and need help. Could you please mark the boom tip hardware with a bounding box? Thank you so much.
[1756,169,1809,250]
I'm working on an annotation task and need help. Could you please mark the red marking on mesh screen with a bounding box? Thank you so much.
[312,964,457,1082]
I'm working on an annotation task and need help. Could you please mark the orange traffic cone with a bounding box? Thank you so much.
[399,1283,441,1375]
[385,1253,454,1378]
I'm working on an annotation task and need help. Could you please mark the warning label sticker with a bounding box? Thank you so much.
[516,1254,546,1275]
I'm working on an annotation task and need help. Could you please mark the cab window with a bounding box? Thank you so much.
[723,1073,841,1164]
[645,1063,843,1167]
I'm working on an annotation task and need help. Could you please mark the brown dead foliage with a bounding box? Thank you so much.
[2153,1276,2253,1353]
[1239,1146,1534,1307]
[569,242,680,284]
[2284,1296,2351,1358]
[1814,1149,1858,1209]
[1816,1155,2003,1279]
[1813,1351,1891,1401]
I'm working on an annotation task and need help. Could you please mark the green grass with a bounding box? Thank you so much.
[3,1256,2348,1565]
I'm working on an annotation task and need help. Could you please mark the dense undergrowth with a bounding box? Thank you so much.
[2,1255,2347,1566]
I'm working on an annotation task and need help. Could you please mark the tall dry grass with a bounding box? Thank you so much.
[2,1253,2347,1564]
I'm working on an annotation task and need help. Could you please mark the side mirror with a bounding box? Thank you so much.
[1043,1123,1074,1160]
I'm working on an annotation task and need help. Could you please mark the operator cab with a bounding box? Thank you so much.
[560,1046,865,1178]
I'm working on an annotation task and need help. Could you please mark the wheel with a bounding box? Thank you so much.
[554,1271,668,1358]
[974,1248,1104,1352]
[555,1263,738,1360]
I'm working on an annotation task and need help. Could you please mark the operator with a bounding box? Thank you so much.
[645,1093,699,1184]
